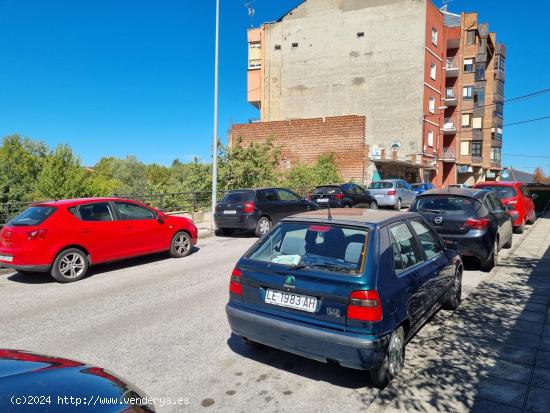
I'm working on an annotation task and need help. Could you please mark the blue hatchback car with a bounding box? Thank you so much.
[411,182,436,195]
[226,209,463,387]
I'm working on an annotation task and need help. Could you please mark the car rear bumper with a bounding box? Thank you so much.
[226,303,389,370]
[373,195,397,206]
[214,213,258,230]
[313,200,345,208]
[0,246,52,271]
[441,233,492,261]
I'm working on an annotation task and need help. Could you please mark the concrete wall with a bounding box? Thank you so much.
[260,0,427,162]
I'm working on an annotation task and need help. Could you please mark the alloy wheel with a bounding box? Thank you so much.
[388,333,404,376]
[58,253,86,279]
[259,218,271,235]
[371,202,378,210]
[174,233,191,255]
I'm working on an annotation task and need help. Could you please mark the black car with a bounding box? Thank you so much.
[310,183,378,209]
[410,188,513,271]
[226,209,462,387]
[214,188,318,237]
[0,349,155,412]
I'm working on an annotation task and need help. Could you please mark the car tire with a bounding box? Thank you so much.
[514,220,525,234]
[344,204,352,208]
[503,232,513,249]
[169,231,193,258]
[370,201,378,210]
[369,326,405,389]
[255,216,272,237]
[443,270,462,310]
[527,213,536,225]
[394,198,402,211]
[480,238,499,272]
[50,248,89,283]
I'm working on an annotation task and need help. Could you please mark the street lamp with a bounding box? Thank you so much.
[211,0,220,229]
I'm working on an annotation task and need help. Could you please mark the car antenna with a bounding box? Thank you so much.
[326,202,333,220]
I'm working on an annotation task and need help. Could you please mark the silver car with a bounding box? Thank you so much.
[368,179,417,210]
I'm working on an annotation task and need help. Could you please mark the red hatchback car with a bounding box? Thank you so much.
[474,182,537,233]
[0,198,198,282]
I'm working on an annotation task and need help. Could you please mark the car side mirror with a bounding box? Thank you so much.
[156,212,165,224]
[444,240,458,251]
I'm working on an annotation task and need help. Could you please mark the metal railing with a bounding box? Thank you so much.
[442,147,456,159]
[445,88,456,99]
[446,57,458,69]
[443,117,457,129]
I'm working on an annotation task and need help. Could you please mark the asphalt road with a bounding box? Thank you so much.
[0,227,530,413]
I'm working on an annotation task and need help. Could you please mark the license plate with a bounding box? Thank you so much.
[0,255,13,262]
[317,198,329,203]
[265,289,318,313]
[223,210,237,215]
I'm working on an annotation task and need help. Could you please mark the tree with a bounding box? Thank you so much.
[0,135,48,202]
[534,167,550,185]
[93,155,148,195]
[281,153,342,192]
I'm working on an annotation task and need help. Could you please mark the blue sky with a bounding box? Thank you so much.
[0,0,549,173]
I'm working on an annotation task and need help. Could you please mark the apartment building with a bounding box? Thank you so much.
[231,0,505,186]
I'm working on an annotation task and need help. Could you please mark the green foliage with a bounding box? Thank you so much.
[282,153,342,192]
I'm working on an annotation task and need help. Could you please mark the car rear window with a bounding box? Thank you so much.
[246,222,368,274]
[477,185,517,199]
[411,196,483,215]
[221,191,254,203]
[368,182,393,189]
[10,206,56,226]
[312,186,341,195]
[411,184,424,189]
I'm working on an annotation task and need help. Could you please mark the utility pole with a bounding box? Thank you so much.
[211,0,220,230]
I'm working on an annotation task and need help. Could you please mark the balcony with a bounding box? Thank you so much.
[441,147,456,161]
[445,57,459,77]
[445,88,457,106]
[472,156,483,165]
[442,117,457,134]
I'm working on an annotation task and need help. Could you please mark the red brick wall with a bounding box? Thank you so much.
[229,115,367,183]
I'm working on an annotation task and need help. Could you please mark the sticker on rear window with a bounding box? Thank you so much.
[271,255,301,266]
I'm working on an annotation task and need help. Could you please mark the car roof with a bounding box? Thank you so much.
[282,208,422,228]
[418,188,490,200]
[475,181,519,187]
[33,197,145,208]
[372,179,402,182]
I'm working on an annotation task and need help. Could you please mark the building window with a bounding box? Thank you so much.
[472,117,483,129]
[357,32,364,38]
[463,86,473,99]
[248,42,261,69]
[430,63,437,80]
[466,30,476,45]
[475,63,486,81]
[462,113,473,127]
[474,88,485,108]
[428,97,435,113]
[491,147,502,162]
[274,44,281,50]
[491,127,503,140]
[471,141,482,157]
[464,58,474,72]
[493,103,504,118]
[427,130,434,147]
[460,141,470,156]
[495,55,505,71]
[432,28,438,46]
[292,42,299,48]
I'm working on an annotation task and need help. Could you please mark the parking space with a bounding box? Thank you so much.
[0,215,537,412]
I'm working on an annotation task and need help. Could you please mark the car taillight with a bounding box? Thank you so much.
[387,190,396,196]
[463,217,490,230]
[347,290,383,322]
[229,267,243,296]
[242,202,255,213]
[27,229,48,240]
[335,193,345,200]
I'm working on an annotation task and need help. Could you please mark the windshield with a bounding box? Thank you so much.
[411,184,424,189]
[221,191,254,203]
[369,182,393,189]
[312,186,341,195]
[247,222,368,274]
[411,196,482,215]
[10,206,57,226]
[477,185,517,199]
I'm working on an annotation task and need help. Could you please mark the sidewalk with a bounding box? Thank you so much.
[369,213,550,413]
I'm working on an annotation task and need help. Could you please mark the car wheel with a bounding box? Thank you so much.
[514,220,525,234]
[527,213,536,225]
[394,198,402,211]
[503,232,513,249]
[369,326,405,388]
[170,231,193,258]
[255,216,272,237]
[344,204,352,208]
[443,270,462,310]
[50,248,89,283]
[370,201,378,210]
[480,238,499,272]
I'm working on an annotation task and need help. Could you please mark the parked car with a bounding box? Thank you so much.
[474,181,537,234]
[447,184,470,189]
[411,182,436,195]
[0,349,155,412]
[0,197,197,282]
[214,188,318,237]
[309,183,378,209]
[368,179,416,210]
[410,188,513,271]
[226,209,463,387]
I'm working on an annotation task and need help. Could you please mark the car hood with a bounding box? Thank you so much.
[0,349,154,412]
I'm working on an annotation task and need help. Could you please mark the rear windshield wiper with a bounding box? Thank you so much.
[290,263,355,273]
[419,209,444,214]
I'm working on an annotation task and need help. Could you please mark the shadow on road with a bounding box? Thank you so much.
[6,247,200,284]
